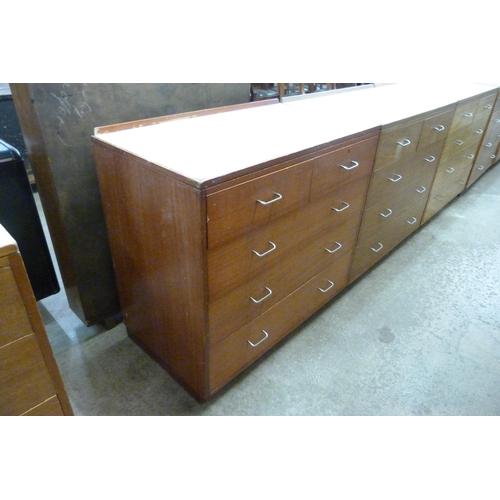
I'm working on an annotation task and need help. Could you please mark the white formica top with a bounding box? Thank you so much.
[93,83,499,187]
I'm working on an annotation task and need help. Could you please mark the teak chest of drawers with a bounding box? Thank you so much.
[0,225,73,415]
[93,84,500,401]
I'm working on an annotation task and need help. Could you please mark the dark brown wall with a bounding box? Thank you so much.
[11,83,250,325]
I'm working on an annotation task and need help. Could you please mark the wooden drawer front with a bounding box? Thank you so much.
[208,176,368,300]
[309,135,379,201]
[473,93,497,128]
[207,161,313,248]
[432,157,473,190]
[350,198,427,282]
[22,396,64,416]
[440,132,483,174]
[467,162,491,188]
[0,334,57,416]
[449,98,479,134]
[418,108,455,150]
[422,172,469,223]
[0,265,33,347]
[474,134,500,170]
[209,251,352,392]
[364,141,441,210]
[209,218,357,346]
[359,179,431,238]
[374,120,423,170]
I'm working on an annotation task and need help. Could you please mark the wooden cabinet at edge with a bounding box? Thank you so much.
[0,225,73,416]
[93,109,380,401]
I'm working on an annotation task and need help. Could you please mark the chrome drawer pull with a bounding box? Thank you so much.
[340,160,359,170]
[325,241,342,254]
[252,241,276,257]
[486,142,493,147]
[463,112,474,117]
[434,125,445,132]
[388,174,403,182]
[247,330,269,347]
[424,156,436,163]
[379,208,393,218]
[478,165,485,171]
[318,280,335,293]
[490,155,496,159]
[455,140,464,146]
[370,242,384,253]
[466,154,475,160]
[436,195,445,202]
[485,104,493,109]
[495,119,500,124]
[446,167,455,173]
[397,138,411,147]
[415,186,426,193]
[250,287,273,304]
[457,180,466,186]
[332,201,350,212]
[257,192,282,205]
[407,217,417,225]
[475,129,483,134]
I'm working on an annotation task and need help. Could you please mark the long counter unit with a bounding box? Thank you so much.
[92,83,500,401]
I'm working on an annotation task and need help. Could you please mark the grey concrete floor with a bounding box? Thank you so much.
[36,164,500,416]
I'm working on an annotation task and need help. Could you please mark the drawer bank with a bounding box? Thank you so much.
[92,84,500,401]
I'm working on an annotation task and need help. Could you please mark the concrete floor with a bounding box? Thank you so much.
[36,164,500,416]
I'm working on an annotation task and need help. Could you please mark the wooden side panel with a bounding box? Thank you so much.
[7,251,74,416]
[94,145,208,399]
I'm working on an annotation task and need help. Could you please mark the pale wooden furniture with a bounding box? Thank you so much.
[0,225,73,416]
[92,84,500,401]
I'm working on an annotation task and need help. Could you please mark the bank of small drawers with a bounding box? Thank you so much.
[349,107,453,282]
[207,133,379,391]
[422,91,497,223]
[467,106,500,187]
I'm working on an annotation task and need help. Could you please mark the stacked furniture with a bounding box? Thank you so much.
[92,84,499,401]
[0,225,73,415]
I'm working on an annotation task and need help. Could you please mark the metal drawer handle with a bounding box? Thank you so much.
[475,129,483,134]
[318,280,335,293]
[388,174,403,182]
[397,138,411,147]
[424,156,436,163]
[257,192,282,205]
[495,119,500,124]
[454,140,464,146]
[247,330,269,347]
[463,112,474,117]
[252,241,276,257]
[436,195,446,202]
[433,125,445,132]
[370,242,384,253]
[485,104,493,109]
[250,287,273,304]
[325,241,342,254]
[485,142,493,148]
[407,217,417,225]
[332,201,350,212]
[415,186,426,193]
[466,154,475,160]
[340,160,359,170]
[379,208,393,218]
[446,167,455,173]
[457,180,466,186]
[490,155,496,159]
[478,165,485,171]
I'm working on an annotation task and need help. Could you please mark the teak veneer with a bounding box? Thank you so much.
[93,84,500,401]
